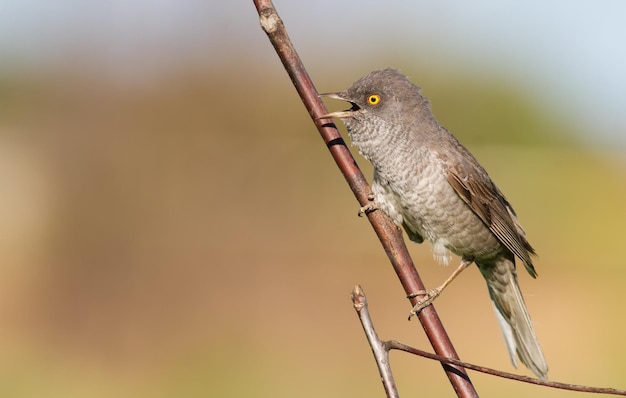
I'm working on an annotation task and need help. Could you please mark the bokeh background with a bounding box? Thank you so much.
[1,1,625,397]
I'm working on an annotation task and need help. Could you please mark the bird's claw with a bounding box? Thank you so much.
[407,288,442,320]
[358,194,377,217]
[358,203,378,217]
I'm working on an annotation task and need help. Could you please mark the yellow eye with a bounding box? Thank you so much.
[367,94,381,105]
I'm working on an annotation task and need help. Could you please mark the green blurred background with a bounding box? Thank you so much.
[0,1,625,397]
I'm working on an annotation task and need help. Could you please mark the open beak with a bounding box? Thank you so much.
[317,92,359,120]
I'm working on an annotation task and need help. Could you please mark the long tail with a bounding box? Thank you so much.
[477,256,548,379]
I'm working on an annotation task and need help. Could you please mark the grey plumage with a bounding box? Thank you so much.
[321,68,548,379]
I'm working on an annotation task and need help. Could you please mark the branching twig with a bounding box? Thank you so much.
[252,1,477,396]
[353,285,626,396]
[352,285,399,398]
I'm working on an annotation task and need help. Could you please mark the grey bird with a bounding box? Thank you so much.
[319,68,548,379]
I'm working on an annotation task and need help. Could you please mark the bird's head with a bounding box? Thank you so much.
[318,68,428,130]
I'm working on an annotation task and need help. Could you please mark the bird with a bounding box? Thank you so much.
[319,68,548,379]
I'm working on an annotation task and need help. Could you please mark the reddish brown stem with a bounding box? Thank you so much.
[252,1,477,397]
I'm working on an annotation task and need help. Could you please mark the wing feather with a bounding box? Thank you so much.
[445,157,537,277]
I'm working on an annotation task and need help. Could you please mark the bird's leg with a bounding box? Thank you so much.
[407,258,473,319]
[358,193,378,217]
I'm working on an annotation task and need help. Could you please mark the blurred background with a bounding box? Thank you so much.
[0,1,625,396]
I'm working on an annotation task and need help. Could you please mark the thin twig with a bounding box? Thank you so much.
[386,340,626,395]
[352,285,399,398]
[252,1,477,396]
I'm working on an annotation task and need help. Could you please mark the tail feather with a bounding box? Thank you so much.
[478,256,548,379]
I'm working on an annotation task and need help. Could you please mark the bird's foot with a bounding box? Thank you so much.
[407,288,442,319]
[406,259,473,320]
[358,193,377,217]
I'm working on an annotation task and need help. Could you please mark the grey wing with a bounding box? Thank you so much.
[372,169,424,243]
[443,154,537,277]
